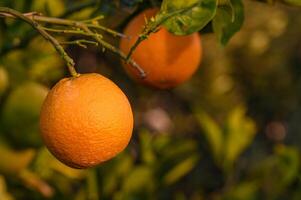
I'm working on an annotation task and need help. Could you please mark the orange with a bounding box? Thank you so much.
[120,8,202,89]
[39,73,133,169]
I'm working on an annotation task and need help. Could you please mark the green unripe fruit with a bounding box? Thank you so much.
[1,82,48,148]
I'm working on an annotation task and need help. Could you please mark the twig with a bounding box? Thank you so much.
[0,7,79,77]
[126,3,200,60]
[1,12,128,38]
[0,0,100,56]
[87,24,129,38]
[0,6,145,78]
[39,19,144,77]
[78,24,146,78]
[60,40,98,48]
[0,11,41,18]
[80,15,104,23]
[41,27,103,38]
[32,15,128,39]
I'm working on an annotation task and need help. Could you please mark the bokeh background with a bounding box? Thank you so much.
[0,0,301,199]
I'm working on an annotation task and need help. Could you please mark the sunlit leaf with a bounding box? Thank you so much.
[68,7,95,20]
[153,134,171,152]
[222,181,258,200]
[33,0,65,16]
[195,108,223,162]
[0,67,9,96]
[163,154,199,185]
[122,166,154,192]
[28,38,64,82]
[0,140,35,175]
[283,0,301,6]
[223,105,256,170]
[33,148,85,180]
[162,139,198,160]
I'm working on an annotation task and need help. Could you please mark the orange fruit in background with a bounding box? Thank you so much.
[40,73,133,169]
[120,8,202,89]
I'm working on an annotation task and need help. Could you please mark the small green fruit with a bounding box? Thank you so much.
[1,82,48,148]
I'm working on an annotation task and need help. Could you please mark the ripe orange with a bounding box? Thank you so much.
[40,73,133,169]
[120,8,202,89]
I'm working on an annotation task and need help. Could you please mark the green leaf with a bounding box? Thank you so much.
[160,0,217,35]
[212,0,244,45]
[161,139,198,160]
[122,166,154,192]
[223,181,258,200]
[223,105,256,170]
[139,130,156,165]
[101,153,134,195]
[283,0,301,6]
[195,108,223,162]
[163,154,199,185]
[250,145,299,198]
[0,140,35,175]
[274,145,299,185]
[33,0,65,16]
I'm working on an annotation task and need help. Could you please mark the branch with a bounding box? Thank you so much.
[0,7,79,77]
[36,16,145,77]
[0,7,146,78]
[0,0,99,56]
[29,15,127,39]
[77,24,146,78]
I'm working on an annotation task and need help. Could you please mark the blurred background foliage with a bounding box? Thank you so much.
[0,0,301,199]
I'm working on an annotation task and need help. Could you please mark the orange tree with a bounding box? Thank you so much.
[0,0,301,200]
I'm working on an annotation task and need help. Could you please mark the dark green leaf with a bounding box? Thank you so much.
[212,0,244,45]
[195,108,223,163]
[159,0,217,35]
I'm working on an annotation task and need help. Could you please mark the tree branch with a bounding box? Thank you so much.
[0,1,99,56]
[0,7,79,77]
[76,24,146,78]
[0,6,146,78]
